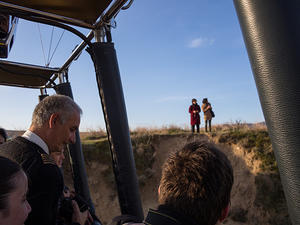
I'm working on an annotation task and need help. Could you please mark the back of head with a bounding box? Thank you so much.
[0,128,7,143]
[202,98,208,104]
[158,141,233,225]
[31,94,82,128]
[0,156,22,211]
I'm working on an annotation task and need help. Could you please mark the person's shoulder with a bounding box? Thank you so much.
[0,136,36,152]
[0,136,38,162]
[0,136,21,150]
[110,215,144,225]
[38,154,61,177]
[36,154,63,188]
[40,153,57,166]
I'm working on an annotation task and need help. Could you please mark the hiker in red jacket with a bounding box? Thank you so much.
[189,98,201,133]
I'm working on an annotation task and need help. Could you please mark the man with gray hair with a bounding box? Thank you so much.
[0,95,88,225]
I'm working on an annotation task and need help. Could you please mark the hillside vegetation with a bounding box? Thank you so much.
[63,124,290,225]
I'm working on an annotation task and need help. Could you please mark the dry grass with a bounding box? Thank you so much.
[79,122,291,225]
[130,125,188,136]
[207,123,290,225]
[80,127,107,140]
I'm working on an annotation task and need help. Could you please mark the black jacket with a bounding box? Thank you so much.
[144,205,199,225]
[0,136,64,225]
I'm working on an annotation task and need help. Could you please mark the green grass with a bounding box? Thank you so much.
[82,133,158,186]
[218,128,277,172]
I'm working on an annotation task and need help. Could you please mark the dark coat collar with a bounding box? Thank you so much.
[145,205,199,225]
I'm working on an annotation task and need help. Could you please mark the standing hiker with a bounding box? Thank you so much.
[189,98,201,133]
[202,98,214,132]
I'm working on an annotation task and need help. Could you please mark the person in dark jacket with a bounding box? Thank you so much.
[201,98,213,132]
[0,95,89,225]
[50,147,94,225]
[188,99,201,133]
[112,141,234,225]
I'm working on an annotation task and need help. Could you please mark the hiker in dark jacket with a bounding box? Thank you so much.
[202,98,213,132]
[189,98,201,133]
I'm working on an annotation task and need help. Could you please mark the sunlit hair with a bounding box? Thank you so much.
[0,156,22,214]
[158,141,233,225]
[31,94,82,128]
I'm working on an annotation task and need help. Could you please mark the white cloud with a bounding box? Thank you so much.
[188,37,215,48]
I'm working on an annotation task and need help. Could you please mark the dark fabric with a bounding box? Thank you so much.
[87,43,144,220]
[210,110,215,118]
[0,60,58,88]
[191,124,200,133]
[234,1,300,223]
[1,0,113,25]
[144,205,198,225]
[205,120,212,132]
[0,136,64,225]
[189,104,201,125]
[110,214,142,225]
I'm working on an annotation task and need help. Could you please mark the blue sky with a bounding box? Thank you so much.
[0,0,264,131]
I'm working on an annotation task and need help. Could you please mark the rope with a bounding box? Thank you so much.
[48,29,65,66]
[37,24,47,66]
[46,26,54,66]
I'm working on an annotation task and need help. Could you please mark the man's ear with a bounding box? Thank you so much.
[49,113,59,128]
[219,204,230,222]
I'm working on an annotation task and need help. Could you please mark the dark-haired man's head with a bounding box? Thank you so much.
[0,128,7,144]
[158,141,233,225]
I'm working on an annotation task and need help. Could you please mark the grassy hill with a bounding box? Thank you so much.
[7,125,290,224]
[63,124,290,225]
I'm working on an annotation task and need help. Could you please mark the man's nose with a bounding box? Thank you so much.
[27,201,32,213]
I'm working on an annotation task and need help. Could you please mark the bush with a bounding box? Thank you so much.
[82,133,157,186]
[218,128,277,172]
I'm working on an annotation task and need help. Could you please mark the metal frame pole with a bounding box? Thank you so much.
[233,1,300,224]
[38,88,48,101]
[53,78,97,216]
[87,28,144,221]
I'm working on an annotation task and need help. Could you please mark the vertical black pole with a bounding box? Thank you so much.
[87,42,144,221]
[54,82,96,215]
[38,94,49,102]
[38,88,49,102]
[233,1,300,224]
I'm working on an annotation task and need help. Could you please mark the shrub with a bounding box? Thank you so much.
[82,133,157,186]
